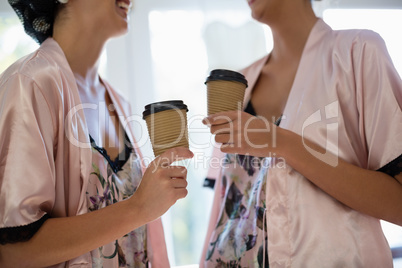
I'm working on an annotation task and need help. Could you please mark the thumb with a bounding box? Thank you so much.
[151,147,194,168]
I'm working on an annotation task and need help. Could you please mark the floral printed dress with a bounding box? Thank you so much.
[205,154,269,268]
[204,103,279,268]
[87,134,149,268]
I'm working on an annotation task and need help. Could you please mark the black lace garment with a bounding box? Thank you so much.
[377,154,402,178]
[89,133,132,174]
[0,214,49,245]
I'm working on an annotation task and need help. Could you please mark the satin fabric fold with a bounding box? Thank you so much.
[264,19,400,268]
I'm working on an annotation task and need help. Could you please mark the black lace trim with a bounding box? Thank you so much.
[377,154,402,178]
[245,100,282,125]
[244,100,257,116]
[89,133,132,174]
[0,214,49,245]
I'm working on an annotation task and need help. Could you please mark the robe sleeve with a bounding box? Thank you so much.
[0,73,57,244]
[353,30,402,173]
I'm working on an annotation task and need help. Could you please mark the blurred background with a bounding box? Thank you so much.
[1,0,401,267]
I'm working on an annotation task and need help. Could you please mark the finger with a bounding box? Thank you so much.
[171,177,188,188]
[165,166,188,178]
[215,133,233,144]
[152,147,193,168]
[202,111,239,126]
[220,143,240,154]
[210,123,233,135]
[174,188,188,200]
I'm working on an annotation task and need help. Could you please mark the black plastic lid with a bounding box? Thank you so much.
[142,100,189,119]
[205,69,248,87]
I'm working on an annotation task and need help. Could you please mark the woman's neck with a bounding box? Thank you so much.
[270,19,317,64]
[53,13,106,84]
[265,2,318,63]
[54,34,104,84]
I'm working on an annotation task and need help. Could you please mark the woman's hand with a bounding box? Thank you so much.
[129,147,193,222]
[203,111,279,157]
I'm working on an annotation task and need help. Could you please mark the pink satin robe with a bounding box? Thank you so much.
[0,38,169,267]
[201,19,402,267]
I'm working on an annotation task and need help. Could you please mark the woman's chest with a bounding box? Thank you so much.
[87,149,143,210]
[249,65,297,122]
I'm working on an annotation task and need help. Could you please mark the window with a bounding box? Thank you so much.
[148,9,268,266]
[0,16,38,73]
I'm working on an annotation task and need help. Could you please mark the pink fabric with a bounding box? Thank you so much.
[104,79,170,268]
[0,38,169,267]
[201,19,401,267]
[0,38,92,266]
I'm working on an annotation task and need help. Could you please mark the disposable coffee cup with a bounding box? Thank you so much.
[205,69,248,115]
[143,100,189,157]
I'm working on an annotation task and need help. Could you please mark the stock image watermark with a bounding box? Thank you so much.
[64,100,340,168]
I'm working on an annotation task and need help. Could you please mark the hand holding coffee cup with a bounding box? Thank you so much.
[143,100,189,157]
[205,69,248,115]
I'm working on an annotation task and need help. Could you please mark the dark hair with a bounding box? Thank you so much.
[8,0,60,44]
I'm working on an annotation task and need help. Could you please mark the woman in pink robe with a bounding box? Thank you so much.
[200,0,402,267]
[0,0,193,267]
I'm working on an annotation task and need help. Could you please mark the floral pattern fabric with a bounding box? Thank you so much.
[205,154,270,268]
[87,140,149,268]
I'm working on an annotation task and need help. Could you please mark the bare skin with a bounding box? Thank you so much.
[0,0,193,267]
[203,0,402,226]
[250,0,317,122]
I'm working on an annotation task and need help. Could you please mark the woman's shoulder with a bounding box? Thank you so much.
[0,40,74,102]
[330,27,386,53]
[1,47,63,88]
[0,44,77,125]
